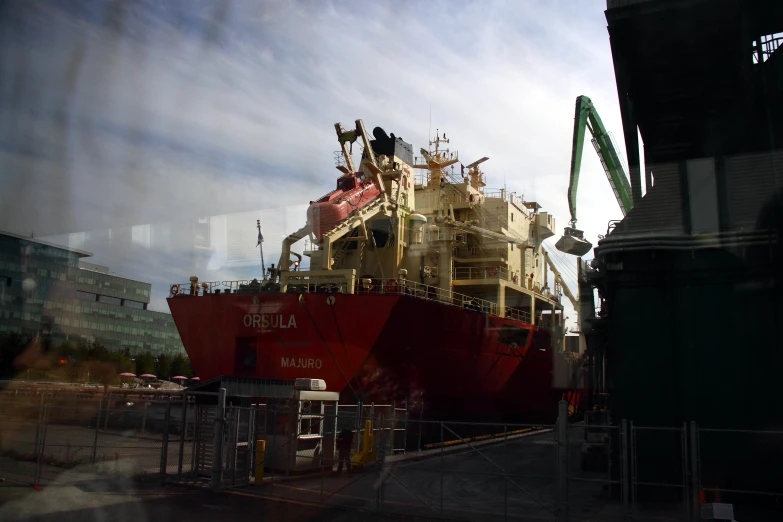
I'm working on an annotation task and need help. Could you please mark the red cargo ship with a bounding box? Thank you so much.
[168,120,583,422]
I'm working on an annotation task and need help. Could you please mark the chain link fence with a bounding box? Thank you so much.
[3,392,783,521]
[0,391,192,486]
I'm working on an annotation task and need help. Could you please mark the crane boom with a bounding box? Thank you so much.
[567,95,633,225]
[557,96,634,257]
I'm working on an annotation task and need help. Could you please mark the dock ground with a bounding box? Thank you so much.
[0,456,433,522]
[2,413,781,521]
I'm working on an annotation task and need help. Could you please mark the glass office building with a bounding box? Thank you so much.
[0,230,183,356]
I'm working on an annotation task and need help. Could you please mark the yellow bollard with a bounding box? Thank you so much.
[254,440,266,484]
[364,419,373,450]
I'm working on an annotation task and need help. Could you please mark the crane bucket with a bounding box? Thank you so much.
[555,227,592,256]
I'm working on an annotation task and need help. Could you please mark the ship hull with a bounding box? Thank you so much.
[168,293,576,422]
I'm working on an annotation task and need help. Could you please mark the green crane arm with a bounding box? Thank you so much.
[566,96,634,227]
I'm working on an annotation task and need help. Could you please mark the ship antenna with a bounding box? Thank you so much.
[257,219,266,280]
[428,104,432,150]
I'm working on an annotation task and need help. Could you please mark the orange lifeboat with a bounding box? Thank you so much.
[307,173,381,241]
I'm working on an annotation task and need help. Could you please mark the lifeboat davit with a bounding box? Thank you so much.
[307,173,381,241]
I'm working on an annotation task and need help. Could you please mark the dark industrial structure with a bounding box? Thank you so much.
[583,0,783,497]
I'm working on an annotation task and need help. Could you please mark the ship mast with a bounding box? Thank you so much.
[416,131,458,186]
[257,219,266,279]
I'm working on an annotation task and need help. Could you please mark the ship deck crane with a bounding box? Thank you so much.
[556,95,634,257]
[542,248,578,314]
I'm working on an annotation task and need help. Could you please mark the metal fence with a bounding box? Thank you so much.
[3,393,783,521]
[0,392,192,486]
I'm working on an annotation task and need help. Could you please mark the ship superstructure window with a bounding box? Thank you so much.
[337,177,356,190]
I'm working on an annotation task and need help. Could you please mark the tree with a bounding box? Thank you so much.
[170,353,193,378]
[135,352,156,376]
[110,350,134,375]
[156,353,172,380]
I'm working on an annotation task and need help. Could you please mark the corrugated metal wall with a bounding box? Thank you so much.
[726,150,783,229]
[610,149,783,236]
[611,162,682,234]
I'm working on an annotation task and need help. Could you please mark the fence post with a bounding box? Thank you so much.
[35,404,49,486]
[160,399,172,484]
[211,388,227,493]
[390,401,396,455]
[141,401,149,435]
[92,397,103,464]
[417,404,423,452]
[621,419,630,514]
[689,421,700,522]
[504,425,508,522]
[191,404,200,478]
[440,422,444,518]
[376,414,383,513]
[681,422,690,520]
[33,393,44,458]
[355,401,362,454]
[556,400,568,522]
[104,393,111,430]
[630,421,637,512]
[178,394,188,478]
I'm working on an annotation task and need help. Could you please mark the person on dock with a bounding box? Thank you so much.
[336,427,353,473]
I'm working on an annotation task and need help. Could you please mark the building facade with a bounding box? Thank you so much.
[0,230,183,356]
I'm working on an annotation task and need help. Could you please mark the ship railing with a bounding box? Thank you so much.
[482,188,527,211]
[482,188,505,200]
[168,277,537,324]
[302,239,319,253]
[354,278,516,319]
[453,247,508,261]
[452,266,511,281]
[334,150,348,169]
[504,307,532,324]
[168,280,256,297]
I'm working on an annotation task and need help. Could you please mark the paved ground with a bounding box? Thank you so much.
[246,427,627,522]
[0,456,442,522]
[1,414,193,477]
[3,408,781,522]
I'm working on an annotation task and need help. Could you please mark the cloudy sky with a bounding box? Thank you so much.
[0,0,632,324]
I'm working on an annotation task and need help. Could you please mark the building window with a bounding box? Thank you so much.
[75,290,96,301]
[124,300,145,310]
[98,295,122,306]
